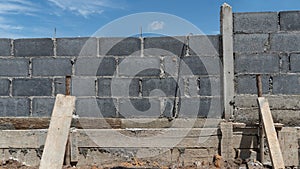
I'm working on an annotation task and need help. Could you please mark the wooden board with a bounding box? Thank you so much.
[0,117,51,129]
[0,129,46,148]
[39,94,75,169]
[0,117,224,129]
[257,97,285,169]
[75,128,220,148]
[0,128,256,148]
[70,129,78,163]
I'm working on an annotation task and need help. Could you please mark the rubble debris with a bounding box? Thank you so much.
[213,154,222,168]
[0,159,34,169]
[246,159,264,169]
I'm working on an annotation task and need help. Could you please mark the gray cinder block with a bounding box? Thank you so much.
[32,58,72,76]
[14,38,54,57]
[233,12,278,33]
[0,58,29,77]
[13,78,52,96]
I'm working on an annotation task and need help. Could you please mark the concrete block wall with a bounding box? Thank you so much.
[0,36,222,118]
[1,10,300,127]
[233,11,300,126]
[0,9,300,168]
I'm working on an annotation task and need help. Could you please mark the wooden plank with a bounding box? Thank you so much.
[74,118,121,129]
[0,118,224,129]
[0,117,51,129]
[77,134,219,148]
[278,127,299,167]
[0,128,256,149]
[0,130,46,148]
[39,94,76,169]
[255,123,284,130]
[232,122,246,128]
[70,129,78,163]
[121,118,225,129]
[234,128,258,135]
[74,128,252,149]
[220,122,234,160]
[0,117,120,129]
[257,97,285,169]
[76,128,220,148]
[221,3,234,120]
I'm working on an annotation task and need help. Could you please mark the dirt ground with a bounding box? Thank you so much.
[0,155,267,169]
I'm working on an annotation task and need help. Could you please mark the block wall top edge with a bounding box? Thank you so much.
[13,38,53,40]
[6,35,223,40]
[56,37,97,40]
[279,10,300,13]
[233,11,278,14]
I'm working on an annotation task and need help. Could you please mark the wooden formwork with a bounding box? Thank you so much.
[0,118,298,167]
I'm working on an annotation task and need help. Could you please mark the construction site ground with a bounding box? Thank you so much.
[0,157,272,169]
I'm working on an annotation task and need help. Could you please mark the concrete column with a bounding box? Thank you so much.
[220,3,234,120]
[220,122,234,160]
[278,127,298,167]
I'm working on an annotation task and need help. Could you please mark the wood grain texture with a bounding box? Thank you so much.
[257,97,285,169]
[39,94,75,169]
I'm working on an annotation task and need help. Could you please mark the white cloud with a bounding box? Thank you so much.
[149,21,165,31]
[0,24,23,30]
[6,0,35,6]
[0,16,24,37]
[48,0,114,18]
[0,0,37,15]
[0,18,24,38]
[0,29,23,38]
[0,0,38,38]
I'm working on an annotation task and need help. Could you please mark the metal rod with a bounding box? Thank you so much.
[256,74,262,97]
[256,74,264,163]
[65,76,71,96]
[172,36,188,118]
[259,123,265,163]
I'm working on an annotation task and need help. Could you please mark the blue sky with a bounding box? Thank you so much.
[1,0,300,38]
